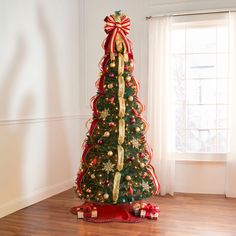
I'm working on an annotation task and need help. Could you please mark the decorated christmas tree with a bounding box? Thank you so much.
[76,11,159,204]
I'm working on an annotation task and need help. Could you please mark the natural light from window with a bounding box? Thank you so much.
[171,18,229,153]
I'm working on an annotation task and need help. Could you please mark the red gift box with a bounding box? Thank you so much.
[77,203,97,219]
[140,203,160,220]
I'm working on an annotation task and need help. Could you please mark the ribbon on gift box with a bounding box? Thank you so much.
[140,203,160,220]
[77,203,98,219]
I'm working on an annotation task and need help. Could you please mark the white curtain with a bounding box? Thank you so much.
[147,16,175,196]
[226,12,236,198]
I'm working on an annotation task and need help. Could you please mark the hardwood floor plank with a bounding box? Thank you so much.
[0,189,236,236]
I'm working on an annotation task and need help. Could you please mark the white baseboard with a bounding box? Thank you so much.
[0,179,74,218]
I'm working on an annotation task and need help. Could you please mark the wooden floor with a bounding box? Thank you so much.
[0,189,236,236]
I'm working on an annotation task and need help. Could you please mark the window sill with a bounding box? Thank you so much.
[175,153,227,163]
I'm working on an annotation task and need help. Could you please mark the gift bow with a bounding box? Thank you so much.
[141,203,159,214]
[78,202,95,213]
[104,15,131,54]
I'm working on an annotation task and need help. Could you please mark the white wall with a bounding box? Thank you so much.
[1,0,236,218]
[0,0,80,218]
[78,0,236,195]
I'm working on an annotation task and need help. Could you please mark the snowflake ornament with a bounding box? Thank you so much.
[131,137,140,149]
[102,160,115,174]
[100,109,109,119]
[141,180,150,192]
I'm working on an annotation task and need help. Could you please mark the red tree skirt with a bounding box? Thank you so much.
[71,203,142,223]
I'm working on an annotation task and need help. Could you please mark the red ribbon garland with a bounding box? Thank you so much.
[104,15,132,54]
[92,94,103,117]
[82,144,93,163]
[89,119,99,140]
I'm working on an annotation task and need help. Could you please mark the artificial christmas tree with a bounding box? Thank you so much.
[75,11,159,205]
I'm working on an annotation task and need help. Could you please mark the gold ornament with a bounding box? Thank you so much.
[110,62,116,68]
[103,193,109,200]
[102,160,115,174]
[126,175,131,181]
[91,174,95,179]
[140,163,145,168]
[126,75,131,82]
[128,96,134,102]
[107,151,113,156]
[103,131,110,137]
[135,127,141,132]
[107,83,113,89]
[100,109,109,119]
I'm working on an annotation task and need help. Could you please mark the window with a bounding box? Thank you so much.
[171,14,229,153]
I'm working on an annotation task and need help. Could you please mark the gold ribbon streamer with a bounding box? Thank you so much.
[118,119,125,144]
[117,145,124,171]
[112,32,126,204]
[118,53,124,75]
[118,97,126,118]
[118,75,125,97]
[112,171,121,203]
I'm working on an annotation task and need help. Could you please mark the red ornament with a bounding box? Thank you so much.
[130,118,136,124]
[109,122,116,127]
[139,153,145,158]
[109,97,115,104]
[129,156,135,162]
[98,139,103,145]
[143,172,148,178]
[105,179,110,186]
[92,157,97,165]
[129,186,133,195]
[126,82,131,87]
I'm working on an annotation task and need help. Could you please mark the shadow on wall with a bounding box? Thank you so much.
[37,5,72,186]
[0,4,74,211]
[0,37,35,202]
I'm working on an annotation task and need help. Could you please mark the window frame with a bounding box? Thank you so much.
[171,13,229,157]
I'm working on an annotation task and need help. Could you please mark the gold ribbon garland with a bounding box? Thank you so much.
[118,97,126,118]
[117,145,124,171]
[112,172,121,203]
[118,53,124,75]
[112,32,126,203]
[118,118,125,144]
[118,76,125,97]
